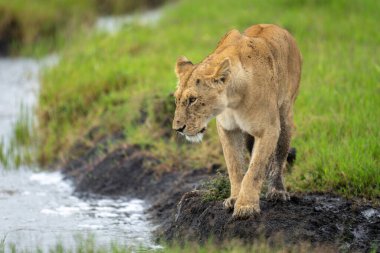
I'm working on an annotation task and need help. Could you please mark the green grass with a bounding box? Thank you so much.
[37,0,380,199]
[0,235,341,253]
[202,171,231,202]
[0,0,170,56]
[0,107,34,169]
[0,0,95,55]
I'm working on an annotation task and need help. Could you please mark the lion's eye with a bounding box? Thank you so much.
[189,97,197,105]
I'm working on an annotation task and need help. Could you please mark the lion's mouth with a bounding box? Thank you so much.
[185,133,204,143]
[184,128,206,143]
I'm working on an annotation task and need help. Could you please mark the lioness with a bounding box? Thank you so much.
[172,24,302,218]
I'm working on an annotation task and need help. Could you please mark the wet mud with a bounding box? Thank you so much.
[61,133,380,252]
[163,191,379,252]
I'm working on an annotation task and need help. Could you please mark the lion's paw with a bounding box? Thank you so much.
[223,197,236,210]
[232,203,260,219]
[266,189,290,201]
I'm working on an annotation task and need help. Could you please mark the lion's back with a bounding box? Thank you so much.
[244,24,302,104]
[243,24,301,71]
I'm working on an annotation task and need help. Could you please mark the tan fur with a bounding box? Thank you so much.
[173,24,302,218]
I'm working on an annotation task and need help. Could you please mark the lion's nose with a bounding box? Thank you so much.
[174,124,186,133]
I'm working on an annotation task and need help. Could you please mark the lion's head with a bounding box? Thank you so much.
[172,56,231,142]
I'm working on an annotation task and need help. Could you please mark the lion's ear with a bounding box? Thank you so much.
[175,56,193,77]
[211,58,231,84]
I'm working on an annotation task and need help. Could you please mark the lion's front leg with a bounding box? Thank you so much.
[233,127,279,218]
[216,122,247,210]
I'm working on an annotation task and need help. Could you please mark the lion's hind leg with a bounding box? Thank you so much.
[266,108,292,201]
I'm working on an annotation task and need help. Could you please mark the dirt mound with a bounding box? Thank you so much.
[163,191,380,252]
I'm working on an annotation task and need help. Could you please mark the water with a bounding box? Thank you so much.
[0,58,41,146]
[362,208,380,223]
[96,8,162,33]
[0,170,157,251]
[0,57,158,251]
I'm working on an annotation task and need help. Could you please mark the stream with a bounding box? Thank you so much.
[0,9,164,252]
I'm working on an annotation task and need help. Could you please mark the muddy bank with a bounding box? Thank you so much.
[61,131,216,232]
[60,133,379,252]
[164,191,380,252]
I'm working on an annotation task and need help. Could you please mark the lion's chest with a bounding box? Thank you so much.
[216,109,250,133]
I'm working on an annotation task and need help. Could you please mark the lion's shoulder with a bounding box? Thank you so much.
[214,29,242,53]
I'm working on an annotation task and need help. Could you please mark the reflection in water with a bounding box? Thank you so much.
[0,57,158,251]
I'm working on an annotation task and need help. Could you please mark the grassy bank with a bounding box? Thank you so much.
[0,0,168,55]
[38,0,380,199]
[0,236,343,253]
